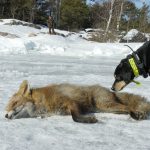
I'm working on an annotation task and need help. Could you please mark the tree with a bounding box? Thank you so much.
[44,0,61,27]
[138,3,149,32]
[60,0,90,30]
[10,0,18,19]
[123,1,139,31]
[25,0,36,23]
[89,0,124,33]
[104,0,115,38]
[0,0,11,18]
[116,0,124,31]
[89,2,108,28]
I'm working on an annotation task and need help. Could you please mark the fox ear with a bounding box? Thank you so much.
[18,80,31,96]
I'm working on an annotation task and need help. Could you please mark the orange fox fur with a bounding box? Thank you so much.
[5,80,150,123]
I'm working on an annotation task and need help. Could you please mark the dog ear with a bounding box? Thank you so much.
[18,80,31,96]
[120,59,126,66]
[119,62,123,67]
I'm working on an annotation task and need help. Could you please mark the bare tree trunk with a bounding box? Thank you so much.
[117,0,124,31]
[10,8,17,19]
[1,6,4,17]
[143,15,146,33]
[56,0,61,27]
[30,1,36,23]
[126,19,130,43]
[104,0,115,39]
[30,9,34,23]
[22,9,25,21]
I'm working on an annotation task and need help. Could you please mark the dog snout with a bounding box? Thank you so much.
[111,86,115,91]
[111,81,116,91]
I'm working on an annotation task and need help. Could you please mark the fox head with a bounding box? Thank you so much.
[5,80,36,119]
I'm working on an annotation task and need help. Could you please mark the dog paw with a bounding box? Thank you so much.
[130,111,147,120]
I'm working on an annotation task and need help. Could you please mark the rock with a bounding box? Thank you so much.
[0,32,19,38]
[5,20,41,29]
[120,29,147,43]
[28,33,37,37]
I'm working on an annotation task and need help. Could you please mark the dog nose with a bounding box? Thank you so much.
[111,86,115,91]
[5,114,8,118]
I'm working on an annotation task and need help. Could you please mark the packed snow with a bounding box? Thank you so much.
[0,19,150,150]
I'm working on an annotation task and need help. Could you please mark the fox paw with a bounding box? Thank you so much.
[89,116,98,123]
[130,111,147,120]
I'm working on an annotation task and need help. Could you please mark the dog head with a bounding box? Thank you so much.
[5,80,36,119]
[112,59,134,91]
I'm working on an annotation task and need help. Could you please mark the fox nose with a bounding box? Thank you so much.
[5,114,8,118]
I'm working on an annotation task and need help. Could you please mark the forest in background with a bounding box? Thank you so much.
[0,0,150,41]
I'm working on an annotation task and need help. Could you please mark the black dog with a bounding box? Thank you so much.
[112,41,150,91]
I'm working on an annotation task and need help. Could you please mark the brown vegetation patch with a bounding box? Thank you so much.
[0,32,19,38]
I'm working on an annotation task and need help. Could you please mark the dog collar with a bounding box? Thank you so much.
[132,80,141,86]
[127,52,148,78]
[128,57,141,86]
[128,57,139,77]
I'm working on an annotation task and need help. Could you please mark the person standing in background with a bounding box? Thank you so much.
[47,15,55,34]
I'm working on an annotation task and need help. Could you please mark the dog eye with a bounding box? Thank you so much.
[116,76,122,80]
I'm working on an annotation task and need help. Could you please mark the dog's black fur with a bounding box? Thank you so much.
[112,41,150,91]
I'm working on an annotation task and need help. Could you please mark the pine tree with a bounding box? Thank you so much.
[138,3,149,33]
[60,0,90,30]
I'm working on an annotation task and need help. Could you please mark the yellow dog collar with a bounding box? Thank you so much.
[128,58,139,77]
[132,80,141,86]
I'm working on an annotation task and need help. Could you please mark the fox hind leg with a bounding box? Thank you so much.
[130,111,148,120]
[96,102,130,114]
[129,102,150,120]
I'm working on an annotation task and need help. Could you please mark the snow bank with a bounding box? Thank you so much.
[0,19,144,57]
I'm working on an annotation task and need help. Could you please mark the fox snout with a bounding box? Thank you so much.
[5,102,36,119]
[5,113,9,119]
[5,110,17,119]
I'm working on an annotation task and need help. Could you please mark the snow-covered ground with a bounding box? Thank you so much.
[0,19,150,150]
